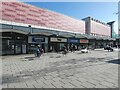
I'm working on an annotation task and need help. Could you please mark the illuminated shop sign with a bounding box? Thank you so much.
[50,38,67,42]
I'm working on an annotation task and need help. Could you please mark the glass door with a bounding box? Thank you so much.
[2,39,14,55]
[15,40,22,54]
[22,44,26,54]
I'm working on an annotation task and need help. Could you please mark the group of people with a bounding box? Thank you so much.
[62,46,68,55]
[34,45,44,57]
[69,45,76,52]
[62,45,77,55]
[105,44,113,52]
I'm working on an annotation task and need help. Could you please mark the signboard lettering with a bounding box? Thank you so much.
[80,39,89,43]
[51,38,67,42]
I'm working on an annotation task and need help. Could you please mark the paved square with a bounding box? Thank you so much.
[1,49,119,88]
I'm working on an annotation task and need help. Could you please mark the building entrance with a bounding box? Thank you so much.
[50,37,67,52]
[2,32,28,55]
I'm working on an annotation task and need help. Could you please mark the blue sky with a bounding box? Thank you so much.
[25,2,118,34]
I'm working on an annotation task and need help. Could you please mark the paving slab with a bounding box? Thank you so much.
[1,50,119,88]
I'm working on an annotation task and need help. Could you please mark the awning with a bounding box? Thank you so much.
[74,34,87,38]
[57,32,75,38]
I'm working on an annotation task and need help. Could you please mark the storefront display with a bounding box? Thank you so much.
[67,38,80,50]
[28,36,48,53]
[50,37,67,52]
[2,32,28,55]
[79,39,89,49]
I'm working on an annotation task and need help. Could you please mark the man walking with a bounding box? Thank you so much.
[36,45,41,57]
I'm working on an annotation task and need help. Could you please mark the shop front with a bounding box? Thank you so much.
[67,38,80,50]
[95,39,106,48]
[2,32,28,55]
[49,37,67,52]
[88,39,96,49]
[88,39,105,49]
[88,39,112,49]
[28,35,48,53]
[80,39,89,49]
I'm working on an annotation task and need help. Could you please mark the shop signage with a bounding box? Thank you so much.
[80,39,89,43]
[68,39,79,43]
[32,37,45,42]
[28,36,48,43]
[50,38,67,42]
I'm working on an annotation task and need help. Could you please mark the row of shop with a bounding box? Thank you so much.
[2,31,114,55]
[1,23,115,55]
[1,32,88,55]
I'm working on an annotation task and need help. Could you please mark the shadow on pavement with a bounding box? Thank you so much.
[2,57,108,84]
[24,56,36,61]
[3,56,118,84]
[106,59,120,64]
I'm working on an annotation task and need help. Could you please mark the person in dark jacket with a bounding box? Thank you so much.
[36,45,41,57]
[72,45,75,52]
[62,46,67,55]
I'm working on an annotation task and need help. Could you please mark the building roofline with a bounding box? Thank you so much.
[82,16,111,27]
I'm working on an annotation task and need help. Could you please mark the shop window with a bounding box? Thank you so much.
[2,39,14,55]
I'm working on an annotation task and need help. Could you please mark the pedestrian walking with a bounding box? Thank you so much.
[106,44,110,52]
[34,46,37,57]
[41,48,44,56]
[73,45,75,52]
[70,46,73,52]
[62,46,67,55]
[36,45,41,57]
